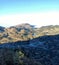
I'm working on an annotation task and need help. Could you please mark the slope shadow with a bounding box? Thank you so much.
[0,34,59,65]
[0,34,59,48]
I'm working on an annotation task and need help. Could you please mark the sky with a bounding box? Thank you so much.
[0,0,59,27]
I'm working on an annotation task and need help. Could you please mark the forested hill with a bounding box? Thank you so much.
[0,34,59,65]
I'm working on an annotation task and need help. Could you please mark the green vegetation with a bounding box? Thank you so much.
[0,48,42,65]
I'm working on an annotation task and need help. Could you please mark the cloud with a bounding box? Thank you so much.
[0,11,59,27]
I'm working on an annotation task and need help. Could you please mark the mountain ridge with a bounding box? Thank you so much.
[0,23,59,43]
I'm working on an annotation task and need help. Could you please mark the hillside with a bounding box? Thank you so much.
[0,24,59,43]
[0,34,59,65]
[0,24,59,65]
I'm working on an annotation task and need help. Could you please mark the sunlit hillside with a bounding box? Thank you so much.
[0,23,59,43]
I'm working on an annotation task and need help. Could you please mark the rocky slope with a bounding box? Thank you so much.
[0,23,59,43]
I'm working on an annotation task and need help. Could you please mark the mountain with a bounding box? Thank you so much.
[0,24,59,65]
[0,23,35,43]
[0,24,59,43]
[0,34,59,65]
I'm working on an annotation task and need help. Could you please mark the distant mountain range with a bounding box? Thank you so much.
[0,23,59,43]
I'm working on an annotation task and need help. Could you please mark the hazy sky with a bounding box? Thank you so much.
[0,0,59,27]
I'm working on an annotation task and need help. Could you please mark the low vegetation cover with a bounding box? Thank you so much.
[0,23,59,43]
[0,34,59,65]
[0,24,59,65]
